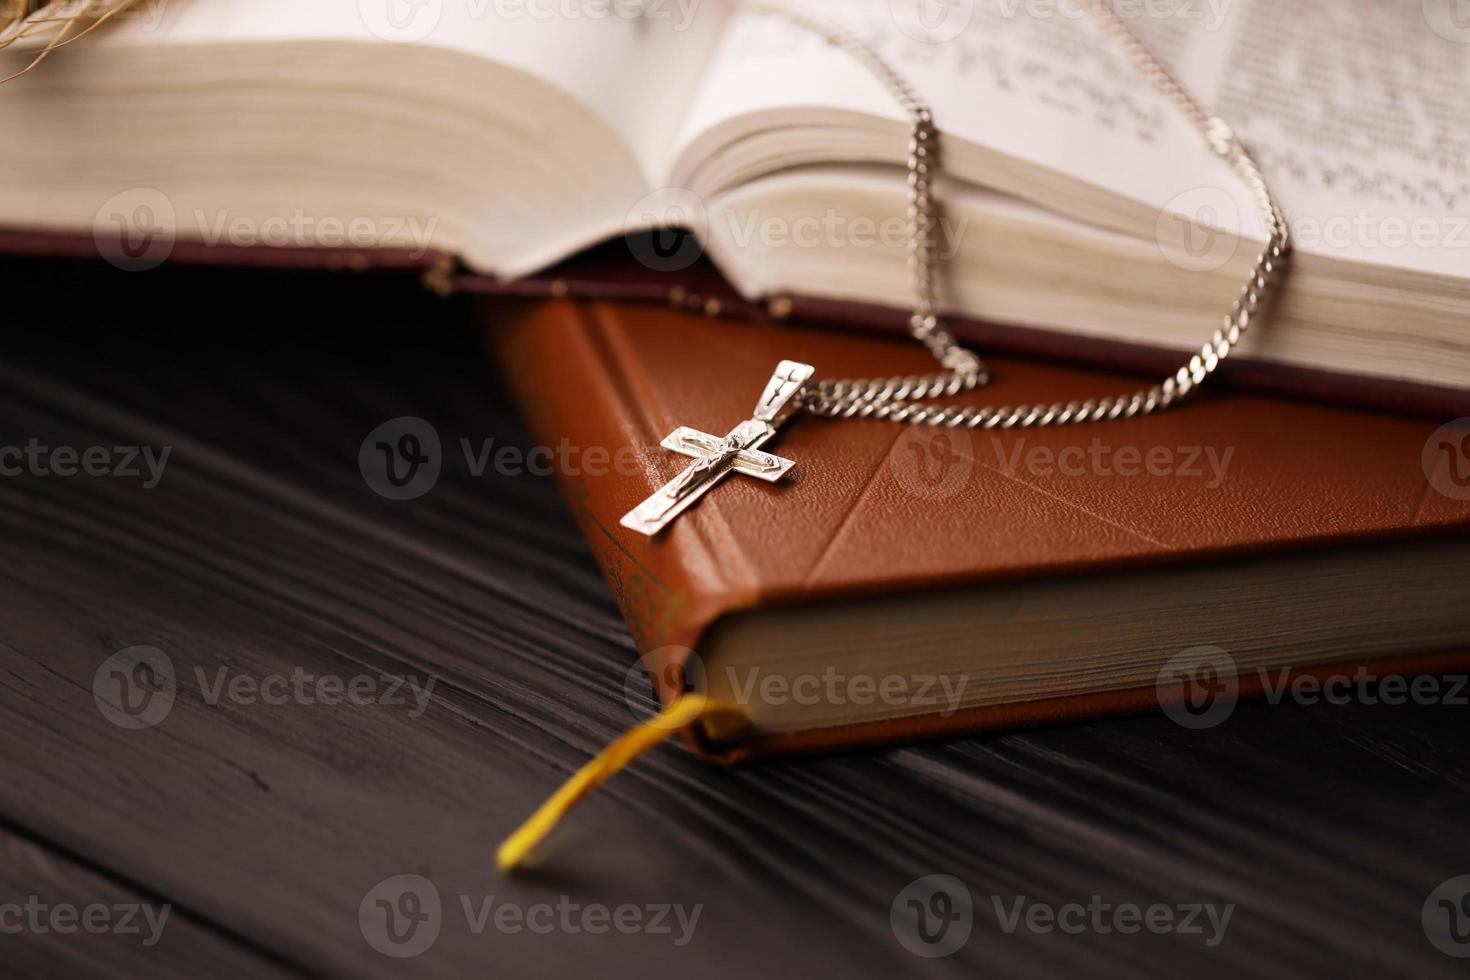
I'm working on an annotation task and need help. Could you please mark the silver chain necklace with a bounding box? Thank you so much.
[621,0,1291,536]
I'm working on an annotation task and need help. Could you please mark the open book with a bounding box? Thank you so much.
[3,0,1468,398]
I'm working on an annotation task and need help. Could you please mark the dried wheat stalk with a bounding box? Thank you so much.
[1,0,147,84]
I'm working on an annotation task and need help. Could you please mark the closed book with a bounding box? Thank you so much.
[488,299,1470,761]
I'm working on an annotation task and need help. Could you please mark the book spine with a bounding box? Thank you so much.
[481,299,735,670]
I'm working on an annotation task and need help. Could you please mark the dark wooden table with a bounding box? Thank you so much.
[1,258,1466,979]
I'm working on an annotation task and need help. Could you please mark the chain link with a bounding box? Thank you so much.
[749,0,1291,429]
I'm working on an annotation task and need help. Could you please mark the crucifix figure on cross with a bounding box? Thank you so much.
[620,361,815,536]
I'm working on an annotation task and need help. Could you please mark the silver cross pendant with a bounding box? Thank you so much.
[620,360,815,536]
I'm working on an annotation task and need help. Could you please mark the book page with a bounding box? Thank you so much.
[674,0,1470,278]
[1185,0,1470,277]
[99,0,728,183]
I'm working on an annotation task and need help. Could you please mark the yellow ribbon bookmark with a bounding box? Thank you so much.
[497,694,740,874]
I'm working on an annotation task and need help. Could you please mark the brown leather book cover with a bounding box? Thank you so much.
[484,298,1470,761]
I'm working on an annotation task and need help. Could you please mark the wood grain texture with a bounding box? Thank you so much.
[0,258,1466,978]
